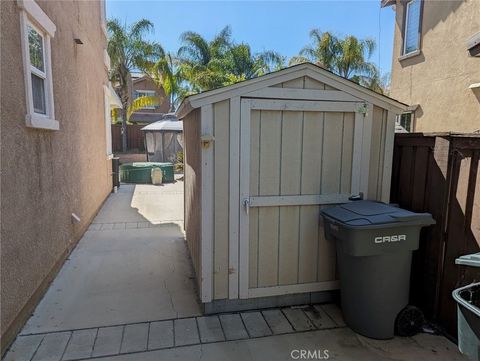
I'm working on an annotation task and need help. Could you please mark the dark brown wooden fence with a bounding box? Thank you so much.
[112,124,145,152]
[391,133,480,338]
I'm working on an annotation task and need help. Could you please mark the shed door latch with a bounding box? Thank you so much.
[243,198,250,215]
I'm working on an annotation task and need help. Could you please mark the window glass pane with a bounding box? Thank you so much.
[405,0,421,54]
[400,113,412,132]
[31,73,46,114]
[28,24,44,72]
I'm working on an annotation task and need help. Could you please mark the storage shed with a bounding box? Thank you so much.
[177,63,408,309]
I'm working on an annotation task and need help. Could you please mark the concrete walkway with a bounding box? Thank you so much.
[5,304,465,361]
[3,180,466,361]
[20,181,201,335]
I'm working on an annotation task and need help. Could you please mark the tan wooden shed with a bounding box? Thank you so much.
[177,63,407,309]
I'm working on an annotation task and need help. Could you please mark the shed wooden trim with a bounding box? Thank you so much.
[360,103,374,195]
[201,104,214,302]
[228,96,241,299]
[248,99,361,112]
[249,194,351,207]
[351,112,364,195]
[247,281,340,298]
[177,63,408,119]
[381,111,396,202]
[238,99,252,299]
[302,67,405,112]
[244,88,362,102]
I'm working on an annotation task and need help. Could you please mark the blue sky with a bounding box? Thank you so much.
[107,0,396,75]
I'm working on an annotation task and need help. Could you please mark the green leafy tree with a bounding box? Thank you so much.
[177,26,232,92]
[290,29,387,93]
[178,26,285,91]
[107,18,164,151]
[224,44,284,83]
[149,53,190,112]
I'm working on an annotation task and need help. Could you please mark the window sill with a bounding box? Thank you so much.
[26,113,59,130]
[107,154,114,160]
[398,50,421,61]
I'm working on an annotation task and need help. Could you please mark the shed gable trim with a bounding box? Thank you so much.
[302,68,405,112]
[244,87,362,102]
[188,67,310,110]
[177,63,407,119]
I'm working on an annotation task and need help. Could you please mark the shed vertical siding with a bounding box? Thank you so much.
[183,108,202,289]
[278,111,302,285]
[300,112,324,283]
[368,106,389,200]
[248,110,261,289]
[213,100,230,299]
[247,107,356,289]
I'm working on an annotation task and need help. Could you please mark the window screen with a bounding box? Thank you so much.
[31,73,46,114]
[404,0,421,54]
[399,113,413,132]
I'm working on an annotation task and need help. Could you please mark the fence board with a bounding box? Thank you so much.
[391,133,480,339]
[112,124,145,152]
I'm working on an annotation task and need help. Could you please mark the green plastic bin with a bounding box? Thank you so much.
[119,162,174,184]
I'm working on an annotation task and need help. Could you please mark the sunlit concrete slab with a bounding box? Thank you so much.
[21,181,201,335]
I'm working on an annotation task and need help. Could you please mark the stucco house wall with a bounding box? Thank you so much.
[0,0,112,351]
[389,0,480,132]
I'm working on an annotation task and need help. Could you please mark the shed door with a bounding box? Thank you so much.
[238,98,371,298]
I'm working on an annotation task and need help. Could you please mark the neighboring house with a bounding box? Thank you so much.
[129,72,172,123]
[383,0,480,133]
[0,0,114,353]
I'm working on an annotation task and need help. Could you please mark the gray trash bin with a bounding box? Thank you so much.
[320,200,435,339]
[453,253,480,361]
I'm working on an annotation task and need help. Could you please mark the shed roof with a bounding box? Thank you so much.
[130,112,178,124]
[176,63,408,119]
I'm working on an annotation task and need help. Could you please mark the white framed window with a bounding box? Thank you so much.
[134,90,156,109]
[18,0,58,130]
[403,0,422,55]
[397,112,414,132]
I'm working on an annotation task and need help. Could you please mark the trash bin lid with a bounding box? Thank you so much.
[456,253,480,267]
[321,200,435,227]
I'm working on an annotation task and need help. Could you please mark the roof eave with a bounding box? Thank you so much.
[381,0,396,8]
[176,98,194,120]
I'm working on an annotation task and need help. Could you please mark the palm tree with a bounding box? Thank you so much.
[107,18,164,151]
[224,44,284,83]
[290,29,384,93]
[149,53,189,112]
[177,26,232,92]
[351,67,391,95]
[290,30,339,70]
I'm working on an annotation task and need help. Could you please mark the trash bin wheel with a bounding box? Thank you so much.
[395,305,425,337]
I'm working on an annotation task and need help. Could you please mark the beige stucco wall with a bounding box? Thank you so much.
[0,0,112,350]
[389,0,480,132]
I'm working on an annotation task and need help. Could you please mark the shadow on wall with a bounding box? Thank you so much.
[390,134,480,339]
[394,0,464,68]
[399,52,426,68]
[395,0,463,38]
